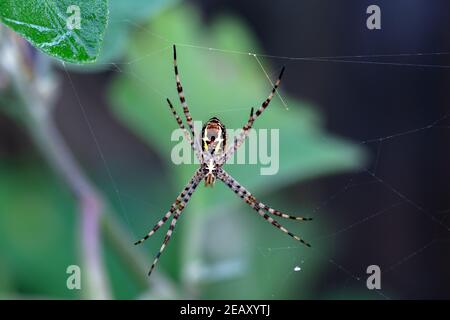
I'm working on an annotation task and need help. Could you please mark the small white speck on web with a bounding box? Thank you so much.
[294,266,301,272]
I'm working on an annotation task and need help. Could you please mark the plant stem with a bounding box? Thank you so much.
[23,106,179,298]
[1,29,179,299]
[7,50,111,299]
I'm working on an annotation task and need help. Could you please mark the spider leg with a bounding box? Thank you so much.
[148,210,182,276]
[166,98,202,161]
[222,110,253,164]
[146,169,203,276]
[261,205,312,221]
[133,206,174,245]
[218,168,311,221]
[166,98,192,142]
[217,169,311,247]
[134,168,203,245]
[173,46,195,135]
[221,66,285,164]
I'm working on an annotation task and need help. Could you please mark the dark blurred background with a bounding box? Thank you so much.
[196,0,450,299]
[1,0,449,299]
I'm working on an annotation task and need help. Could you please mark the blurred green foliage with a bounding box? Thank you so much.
[0,161,78,298]
[108,5,366,298]
[0,3,366,300]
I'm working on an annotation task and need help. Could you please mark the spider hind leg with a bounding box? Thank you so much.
[148,212,181,276]
[217,168,312,247]
[140,169,202,276]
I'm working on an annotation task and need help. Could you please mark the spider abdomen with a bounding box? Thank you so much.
[201,117,227,155]
[204,173,216,186]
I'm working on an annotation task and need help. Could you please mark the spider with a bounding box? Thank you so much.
[135,45,312,276]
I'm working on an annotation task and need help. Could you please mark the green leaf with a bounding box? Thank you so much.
[68,0,178,71]
[0,0,109,63]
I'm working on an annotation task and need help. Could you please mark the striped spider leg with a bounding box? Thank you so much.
[135,168,204,275]
[217,168,312,247]
[219,66,285,165]
[173,45,203,159]
[137,47,311,276]
[166,98,202,161]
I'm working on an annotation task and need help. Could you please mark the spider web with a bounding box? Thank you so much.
[58,14,450,300]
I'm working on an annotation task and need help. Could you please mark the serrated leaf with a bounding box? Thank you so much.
[0,0,109,63]
[67,0,178,71]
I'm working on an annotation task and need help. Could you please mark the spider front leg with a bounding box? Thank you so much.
[173,45,203,155]
[221,66,285,164]
[217,168,311,247]
[166,98,202,161]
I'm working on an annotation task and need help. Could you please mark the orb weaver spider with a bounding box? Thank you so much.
[135,45,312,276]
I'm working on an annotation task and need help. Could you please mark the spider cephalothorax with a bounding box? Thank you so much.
[135,45,312,276]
